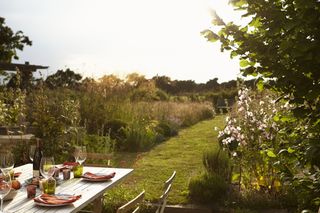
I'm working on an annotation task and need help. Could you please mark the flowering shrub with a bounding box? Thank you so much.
[218,87,285,192]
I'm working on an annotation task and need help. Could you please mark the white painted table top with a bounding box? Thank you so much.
[3,164,133,213]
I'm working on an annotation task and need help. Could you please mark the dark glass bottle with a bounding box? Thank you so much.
[33,139,42,177]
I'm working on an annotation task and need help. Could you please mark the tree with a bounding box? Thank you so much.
[0,17,32,63]
[205,78,219,91]
[204,0,320,210]
[152,75,173,93]
[45,68,82,89]
[125,73,147,87]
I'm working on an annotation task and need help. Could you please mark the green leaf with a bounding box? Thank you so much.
[229,0,247,7]
[232,173,240,181]
[280,116,296,123]
[256,79,264,91]
[201,30,219,42]
[288,147,295,153]
[267,150,277,158]
[239,59,250,67]
[210,11,225,26]
[249,17,262,28]
[230,51,238,58]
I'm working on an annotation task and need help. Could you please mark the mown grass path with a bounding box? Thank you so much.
[116,115,226,205]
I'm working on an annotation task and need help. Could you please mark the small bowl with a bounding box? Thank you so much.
[4,189,18,201]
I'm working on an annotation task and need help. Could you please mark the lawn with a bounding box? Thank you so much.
[104,115,226,208]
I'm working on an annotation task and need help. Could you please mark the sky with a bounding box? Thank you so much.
[0,0,244,83]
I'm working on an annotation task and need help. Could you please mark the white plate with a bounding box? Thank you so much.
[34,201,72,207]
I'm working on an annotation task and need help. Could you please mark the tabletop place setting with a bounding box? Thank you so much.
[0,141,125,213]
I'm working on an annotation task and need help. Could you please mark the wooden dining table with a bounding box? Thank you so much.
[3,164,133,213]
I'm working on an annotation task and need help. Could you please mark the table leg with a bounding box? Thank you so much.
[92,195,103,213]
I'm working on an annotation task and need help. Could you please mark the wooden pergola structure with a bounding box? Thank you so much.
[0,61,49,72]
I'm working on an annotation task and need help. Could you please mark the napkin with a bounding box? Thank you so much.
[0,172,21,180]
[15,172,22,177]
[82,172,116,180]
[34,193,81,205]
[59,162,80,170]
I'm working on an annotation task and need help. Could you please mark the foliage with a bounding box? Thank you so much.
[0,71,26,127]
[205,0,320,210]
[218,88,285,194]
[203,148,230,180]
[45,68,82,89]
[28,87,81,161]
[217,87,320,210]
[0,17,32,63]
[155,122,178,138]
[189,173,228,204]
[120,121,156,152]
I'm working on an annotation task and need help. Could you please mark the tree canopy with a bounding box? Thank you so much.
[204,0,320,210]
[203,0,320,120]
[0,17,32,63]
[45,68,82,89]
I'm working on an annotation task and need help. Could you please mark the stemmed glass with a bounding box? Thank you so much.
[29,145,36,162]
[40,157,55,179]
[0,172,11,213]
[74,146,87,165]
[0,152,14,174]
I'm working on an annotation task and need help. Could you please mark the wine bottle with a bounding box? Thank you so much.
[33,139,42,177]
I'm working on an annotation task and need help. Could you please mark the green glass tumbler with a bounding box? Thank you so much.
[73,164,83,178]
[43,177,56,195]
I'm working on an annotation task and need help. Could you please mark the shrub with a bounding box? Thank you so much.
[120,122,156,152]
[189,173,228,204]
[104,119,127,141]
[155,122,178,138]
[203,149,230,181]
[155,90,169,101]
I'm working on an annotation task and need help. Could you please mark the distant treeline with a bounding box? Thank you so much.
[2,68,256,106]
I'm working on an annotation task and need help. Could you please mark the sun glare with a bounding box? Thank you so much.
[0,0,242,83]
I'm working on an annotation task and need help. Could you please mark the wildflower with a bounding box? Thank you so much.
[218,131,224,138]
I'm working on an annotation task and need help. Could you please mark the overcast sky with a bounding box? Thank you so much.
[0,0,244,83]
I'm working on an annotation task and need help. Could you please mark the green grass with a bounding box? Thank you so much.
[105,115,226,206]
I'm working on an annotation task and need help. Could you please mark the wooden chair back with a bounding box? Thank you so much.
[85,152,113,167]
[116,191,145,213]
[155,171,176,213]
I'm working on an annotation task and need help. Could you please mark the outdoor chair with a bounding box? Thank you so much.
[85,152,113,167]
[117,191,145,213]
[155,171,176,213]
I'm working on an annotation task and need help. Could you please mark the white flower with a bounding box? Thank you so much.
[218,131,224,138]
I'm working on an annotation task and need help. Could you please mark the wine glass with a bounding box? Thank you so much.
[40,157,55,179]
[29,145,36,162]
[74,146,87,165]
[0,152,14,174]
[0,172,11,213]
